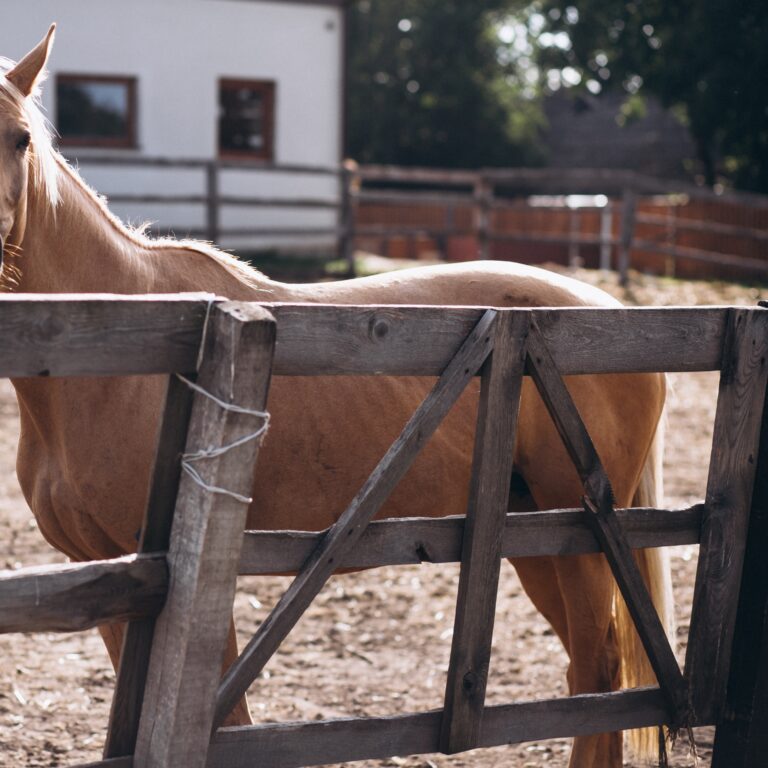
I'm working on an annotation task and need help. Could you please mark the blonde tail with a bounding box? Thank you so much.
[614,411,676,763]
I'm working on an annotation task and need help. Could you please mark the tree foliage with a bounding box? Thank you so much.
[346,1,768,193]
[534,0,768,191]
[345,0,544,168]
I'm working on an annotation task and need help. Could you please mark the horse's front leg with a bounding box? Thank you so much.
[99,616,252,728]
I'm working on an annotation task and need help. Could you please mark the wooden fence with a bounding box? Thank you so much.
[348,166,768,285]
[68,155,768,284]
[2,295,768,767]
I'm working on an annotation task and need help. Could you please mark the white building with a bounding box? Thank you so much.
[2,0,346,252]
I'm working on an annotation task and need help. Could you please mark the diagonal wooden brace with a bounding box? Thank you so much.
[525,321,689,725]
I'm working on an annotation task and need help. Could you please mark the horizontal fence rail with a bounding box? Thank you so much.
[207,688,669,768]
[239,505,703,575]
[0,296,732,378]
[0,293,213,376]
[0,555,167,633]
[266,303,730,375]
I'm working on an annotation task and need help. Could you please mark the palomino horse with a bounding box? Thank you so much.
[1,28,670,767]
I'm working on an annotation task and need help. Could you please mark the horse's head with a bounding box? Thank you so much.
[0,25,57,274]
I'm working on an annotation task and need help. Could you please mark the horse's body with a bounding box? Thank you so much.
[1,29,670,767]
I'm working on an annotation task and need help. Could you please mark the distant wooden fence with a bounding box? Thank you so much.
[2,295,768,767]
[67,154,768,284]
[348,166,768,285]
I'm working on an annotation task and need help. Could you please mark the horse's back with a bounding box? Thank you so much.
[253,262,663,530]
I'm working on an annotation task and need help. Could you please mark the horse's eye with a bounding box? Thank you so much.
[16,131,31,152]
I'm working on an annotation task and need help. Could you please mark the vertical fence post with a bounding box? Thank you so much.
[568,208,580,267]
[439,312,528,753]
[337,162,356,277]
[712,304,768,765]
[665,202,678,278]
[685,308,768,725]
[104,373,197,758]
[133,303,276,768]
[618,186,637,286]
[474,174,491,261]
[599,204,613,270]
[205,161,220,245]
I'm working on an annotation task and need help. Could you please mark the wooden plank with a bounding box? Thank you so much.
[133,303,276,768]
[0,554,166,633]
[266,304,729,376]
[530,305,727,374]
[686,308,768,724]
[440,312,528,752]
[636,212,768,243]
[213,310,499,729]
[712,348,768,765]
[207,687,669,768]
[238,505,703,574]
[634,239,768,274]
[105,373,197,758]
[525,322,688,720]
[0,293,212,377]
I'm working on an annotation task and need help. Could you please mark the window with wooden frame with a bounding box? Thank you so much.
[218,79,275,161]
[56,74,137,148]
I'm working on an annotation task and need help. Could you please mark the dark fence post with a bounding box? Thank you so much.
[473,174,491,261]
[205,161,220,245]
[599,203,613,270]
[618,186,637,286]
[337,162,356,277]
[712,306,768,765]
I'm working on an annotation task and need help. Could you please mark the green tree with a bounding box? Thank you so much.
[346,0,545,168]
[532,0,768,192]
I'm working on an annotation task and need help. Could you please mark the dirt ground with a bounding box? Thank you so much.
[0,266,764,768]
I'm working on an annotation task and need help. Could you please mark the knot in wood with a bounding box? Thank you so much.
[462,671,478,694]
[368,317,390,341]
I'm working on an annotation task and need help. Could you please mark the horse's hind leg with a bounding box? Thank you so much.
[553,553,622,767]
[510,554,621,767]
[98,616,252,728]
[508,472,622,766]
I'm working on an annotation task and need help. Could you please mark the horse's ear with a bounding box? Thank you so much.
[6,24,56,97]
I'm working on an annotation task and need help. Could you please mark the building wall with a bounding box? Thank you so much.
[2,0,343,250]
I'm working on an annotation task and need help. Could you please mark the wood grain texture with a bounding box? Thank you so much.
[266,304,728,376]
[134,303,276,768]
[0,293,212,376]
[526,322,688,720]
[238,506,703,574]
[440,312,528,752]
[207,687,669,768]
[0,554,166,633]
[105,374,197,758]
[213,310,498,729]
[712,347,768,766]
[0,298,726,378]
[686,308,768,725]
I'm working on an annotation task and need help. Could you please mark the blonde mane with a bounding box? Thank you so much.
[0,56,267,292]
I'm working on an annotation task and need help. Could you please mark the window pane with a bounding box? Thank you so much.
[57,77,134,145]
[219,80,274,159]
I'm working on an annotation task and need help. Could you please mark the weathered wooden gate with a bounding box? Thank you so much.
[1,295,768,767]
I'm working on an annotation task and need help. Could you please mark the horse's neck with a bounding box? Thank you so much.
[17,160,279,299]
